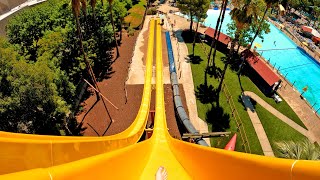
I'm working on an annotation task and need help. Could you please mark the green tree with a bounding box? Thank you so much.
[192,0,210,56]
[72,0,101,101]
[0,39,69,134]
[107,0,120,58]
[6,0,61,60]
[276,139,320,160]
[249,0,279,47]
[177,0,196,32]
[205,0,229,87]
[287,0,300,9]
[113,0,128,42]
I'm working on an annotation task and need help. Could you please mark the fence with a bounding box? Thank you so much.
[222,84,252,153]
[263,55,320,117]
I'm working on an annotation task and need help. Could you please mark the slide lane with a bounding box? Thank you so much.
[1,18,320,179]
[0,19,155,175]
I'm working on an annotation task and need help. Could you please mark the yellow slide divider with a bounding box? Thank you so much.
[1,18,320,179]
[0,19,155,175]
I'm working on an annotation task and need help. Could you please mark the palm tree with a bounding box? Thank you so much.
[107,0,120,58]
[192,0,210,56]
[80,0,88,22]
[90,0,97,20]
[72,0,113,133]
[72,0,97,90]
[210,0,228,68]
[249,0,279,48]
[215,3,254,105]
[204,0,228,86]
[206,0,226,73]
[276,139,320,160]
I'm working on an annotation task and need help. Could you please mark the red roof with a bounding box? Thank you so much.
[312,36,320,43]
[243,50,280,86]
[301,26,312,33]
[204,27,231,45]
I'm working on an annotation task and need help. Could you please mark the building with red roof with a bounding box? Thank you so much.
[204,27,231,53]
[242,49,281,95]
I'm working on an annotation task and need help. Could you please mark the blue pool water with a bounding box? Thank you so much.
[204,9,320,114]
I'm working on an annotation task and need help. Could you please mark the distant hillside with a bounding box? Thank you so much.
[0,0,27,15]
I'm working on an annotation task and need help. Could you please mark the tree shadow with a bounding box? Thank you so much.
[206,104,230,132]
[238,95,246,110]
[250,97,257,109]
[195,83,216,104]
[237,74,244,93]
[79,98,99,125]
[67,116,86,136]
[181,30,193,43]
[187,54,203,64]
[206,66,222,79]
[174,30,185,43]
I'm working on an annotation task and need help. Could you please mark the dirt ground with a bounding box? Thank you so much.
[77,29,185,139]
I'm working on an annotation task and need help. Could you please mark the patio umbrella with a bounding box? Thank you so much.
[302,42,308,46]
[301,26,320,38]
[253,42,262,48]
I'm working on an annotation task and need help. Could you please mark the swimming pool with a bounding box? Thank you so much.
[204,9,320,114]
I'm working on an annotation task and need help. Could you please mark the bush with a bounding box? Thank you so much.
[146,7,157,15]
[127,26,135,36]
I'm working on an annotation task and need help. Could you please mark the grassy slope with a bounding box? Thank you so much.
[187,42,307,155]
[255,104,306,157]
[240,74,307,129]
[124,0,146,28]
[187,43,263,155]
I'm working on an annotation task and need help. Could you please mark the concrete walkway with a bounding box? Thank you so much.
[241,93,274,157]
[242,91,317,156]
[277,78,320,143]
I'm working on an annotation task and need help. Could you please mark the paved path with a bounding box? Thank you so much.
[242,91,317,156]
[159,3,211,145]
[255,55,320,143]
[241,93,274,157]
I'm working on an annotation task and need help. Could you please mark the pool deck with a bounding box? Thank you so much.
[269,18,320,63]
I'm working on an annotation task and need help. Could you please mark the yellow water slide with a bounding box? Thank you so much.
[1,18,320,179]
[0,19,156,175]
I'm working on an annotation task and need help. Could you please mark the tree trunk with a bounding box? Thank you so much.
[249,6,269,48]
[101,0,103,6]
[120,18,123,42]
[75,17,99,100]
[236,42,241,53]
[189,14,193,32]
[75,15,114,125]
[206,0,224,71]
[140,0,149,30]
[216,29,238,104]
[216,63,228,106]
[211,0,228,67]
[109,3,120,58]
[192,21,200,56]
[92,7,96,25]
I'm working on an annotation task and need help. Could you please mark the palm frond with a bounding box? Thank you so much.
[276,139,320,160]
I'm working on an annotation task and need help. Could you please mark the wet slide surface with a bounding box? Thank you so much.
[1,18,320,179]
